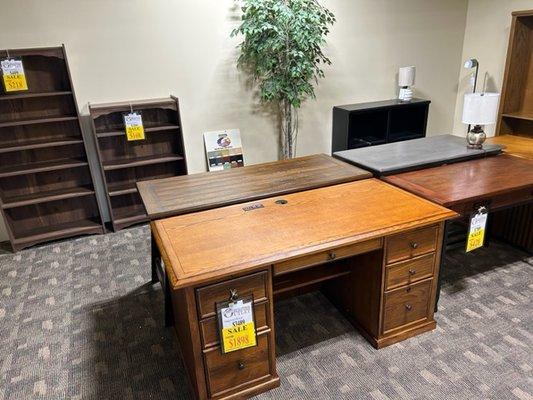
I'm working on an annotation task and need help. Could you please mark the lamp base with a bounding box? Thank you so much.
[399,87,413,102]
[466,125,486,149]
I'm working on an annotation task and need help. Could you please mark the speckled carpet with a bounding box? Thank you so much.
[0,225,531,399]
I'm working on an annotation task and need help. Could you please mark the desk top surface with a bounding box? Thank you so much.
[383,154,533,208]
[138,154,371,219]
[334,134,503,175]
[153,179,456,289]
[486,135,533,160]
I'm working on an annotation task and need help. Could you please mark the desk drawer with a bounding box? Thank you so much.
[273,238,382,276]
[200,301,269,349]
[383,279,432,333]
[386,225,438,264]
[196,271,268,319]
[455,187,533,216]
[204,332,272,397]
[385,253,435,291]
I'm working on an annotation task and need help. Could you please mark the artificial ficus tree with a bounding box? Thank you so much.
[231,0,335,159]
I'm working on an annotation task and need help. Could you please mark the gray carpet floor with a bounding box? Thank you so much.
[0,224,531,400]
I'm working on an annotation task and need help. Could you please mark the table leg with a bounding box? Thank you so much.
[164,273,174,327]
[151,230,159,284]
[151,229,174,326]
[435,220,450,312]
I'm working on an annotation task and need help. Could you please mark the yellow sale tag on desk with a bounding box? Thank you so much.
[123,111,145,141]
[466,207,488,252]
[218,299,257,354]
[1,59,28,92]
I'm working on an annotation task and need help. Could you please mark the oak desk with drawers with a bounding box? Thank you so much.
[152,179,456,399]
[138,154,371,325]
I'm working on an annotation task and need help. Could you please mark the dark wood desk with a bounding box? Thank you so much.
[382,154,532,216]
[152,179,456,399]
[383,154,533,308]
[485,135,533,250]
[138,154,371,219]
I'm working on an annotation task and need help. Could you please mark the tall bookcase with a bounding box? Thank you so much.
[89,97,187,231]
[492,9,533,252]
[0,45,104,251]
[496,9,533,137]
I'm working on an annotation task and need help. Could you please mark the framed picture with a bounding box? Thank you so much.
[204,129,244,171]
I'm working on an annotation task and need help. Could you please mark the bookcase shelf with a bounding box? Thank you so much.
[89,96,187,231]
[0,45,104,251]
[0,115,78,128]
[2,186,94,209]
[496,10,533,137]
[0,91,72,101]
[0,137,83,153]
[332,99,430,152]
[96,124,180,138]
[0,158,88,178]
[102,154,184,171]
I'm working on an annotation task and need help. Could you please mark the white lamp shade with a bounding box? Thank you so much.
[398,66,415,87]
[462,92,500,125]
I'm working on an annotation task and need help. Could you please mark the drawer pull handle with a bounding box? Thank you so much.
[405,304,412,311]
[238,361,245,370]
[328,251,336,260]
[409,269,416,275]
[410,242,419,249]
[229,289,239,301]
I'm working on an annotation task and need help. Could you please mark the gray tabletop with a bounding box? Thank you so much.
[333,135,503,176]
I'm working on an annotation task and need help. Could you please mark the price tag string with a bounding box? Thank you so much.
[6,49,9,59]
[129,102,133,114]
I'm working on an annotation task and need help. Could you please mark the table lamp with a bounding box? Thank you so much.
[461,92,500,149]
[398,66,415,102]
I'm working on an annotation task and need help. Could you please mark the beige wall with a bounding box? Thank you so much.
[0,0,469,242]
[452,0,533,137]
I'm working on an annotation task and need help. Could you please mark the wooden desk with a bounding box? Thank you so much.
[486,134,533,160]
[139,154,372,323]
[152,179,456,399]
[485,135,533,250]
[382,154,533,216]
[138,154,371,219]
[383,154,533,308]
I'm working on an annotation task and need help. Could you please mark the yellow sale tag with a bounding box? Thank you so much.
[466,208,488,252]
[466,228,485,252]
[222,321,257,353]
[1,59,28,92]
[124,112,145,141]
[219,299,257,353]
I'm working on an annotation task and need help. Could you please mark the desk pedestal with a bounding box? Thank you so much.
[161,222,445,399]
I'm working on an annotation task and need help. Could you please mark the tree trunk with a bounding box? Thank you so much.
[280,100,296,159]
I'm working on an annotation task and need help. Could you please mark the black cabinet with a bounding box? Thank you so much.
[332,99,430,152]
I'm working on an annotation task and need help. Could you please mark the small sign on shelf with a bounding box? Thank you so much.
[123,111,145,141]
[1,58,28,92]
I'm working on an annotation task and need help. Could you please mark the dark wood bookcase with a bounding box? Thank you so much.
[332,98,430,152]
[89,96,187,231]
[496,9,533,137]
[0,45,104,251]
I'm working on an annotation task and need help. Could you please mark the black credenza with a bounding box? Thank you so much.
[332,98,430,152]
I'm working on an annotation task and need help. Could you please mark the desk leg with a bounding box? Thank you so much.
[435,220,450,313]
[164,272,174,327]
[151,229,174,326]
[151,230,159,284]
